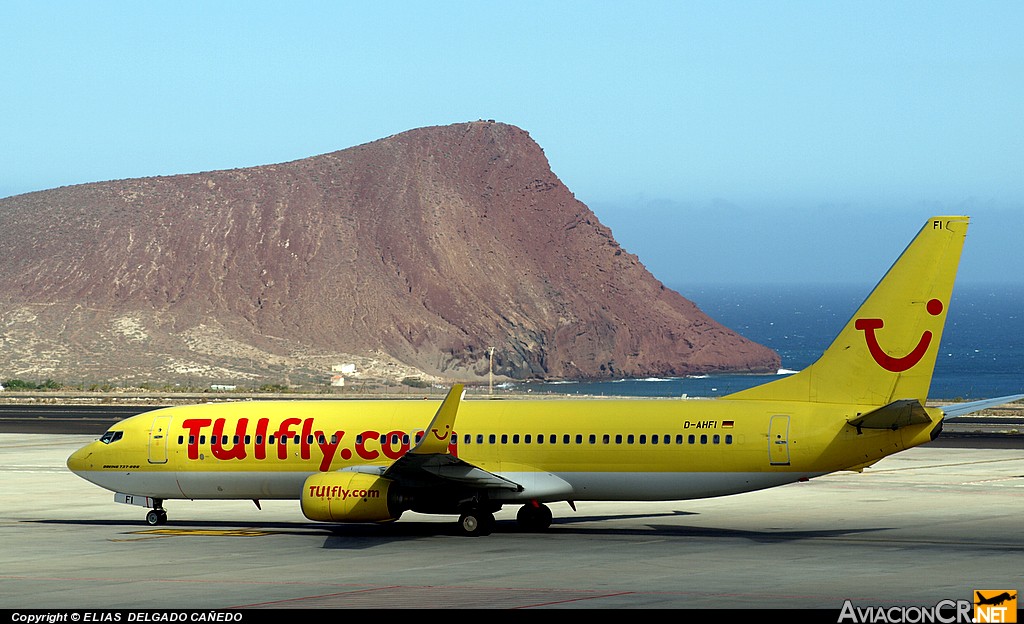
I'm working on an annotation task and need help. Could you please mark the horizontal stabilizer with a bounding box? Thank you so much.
[847,399,932,431]
[939,394,1024,418]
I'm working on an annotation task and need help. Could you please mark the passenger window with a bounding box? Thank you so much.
[725,434,733,444]
[501,434,508,444]
[675,435,683,444]
[588,434,596,444]
[652,435,659,445]
[525,434,532,443]
[177,435,183,444]
[562,434,570,444]
[489,434,496,444]
[602,434,610,444]
[627,434,635,444]
[639,435,646,444]
[615,434,622,444]
[688,434,695,444]
[537,435,544,444]
[700,435,708,444]
[513,434,520,444]
[476,434,484,444]
[575,434,583,444]
[713,434,721,444]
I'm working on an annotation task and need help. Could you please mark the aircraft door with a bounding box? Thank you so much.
[768,415,791,466]
[148,414,172,464]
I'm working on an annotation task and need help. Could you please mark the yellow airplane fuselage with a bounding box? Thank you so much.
[67,396,941,503]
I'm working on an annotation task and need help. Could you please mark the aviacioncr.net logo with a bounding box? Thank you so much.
[838,599,972,623]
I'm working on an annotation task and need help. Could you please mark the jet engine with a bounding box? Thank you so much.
[301,471,403,523]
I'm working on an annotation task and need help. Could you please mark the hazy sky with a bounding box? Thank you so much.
[2,1,1021,287]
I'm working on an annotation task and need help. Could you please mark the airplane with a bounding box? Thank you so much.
[976,591,1016,606]
[67,215,1024,536]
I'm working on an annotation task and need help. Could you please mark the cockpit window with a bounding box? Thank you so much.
[99,431,124,444]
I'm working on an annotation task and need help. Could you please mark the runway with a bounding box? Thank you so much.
[0,433,1021,611]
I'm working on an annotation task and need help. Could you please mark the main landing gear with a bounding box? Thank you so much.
[457,507,496,537]
[145,499,167,526]
[516,502,553,532]
[455,502,554,536]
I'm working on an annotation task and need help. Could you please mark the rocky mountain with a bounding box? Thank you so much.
[0,121,779,388]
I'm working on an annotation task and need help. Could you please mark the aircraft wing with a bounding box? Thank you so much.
[337,456,523,490]
[938,394,1024,418]
[377,384,523,493]
[383,452,523,491]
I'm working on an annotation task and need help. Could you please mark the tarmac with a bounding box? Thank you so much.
[0,433,1021,611]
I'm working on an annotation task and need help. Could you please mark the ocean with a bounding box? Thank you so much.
[515,283,1024,401]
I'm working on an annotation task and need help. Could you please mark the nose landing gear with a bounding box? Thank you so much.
[145,500,167,525]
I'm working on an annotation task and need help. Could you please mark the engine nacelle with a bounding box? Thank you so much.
[301,471,402,523]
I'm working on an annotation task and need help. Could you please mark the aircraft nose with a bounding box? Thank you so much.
[66,446,92,474]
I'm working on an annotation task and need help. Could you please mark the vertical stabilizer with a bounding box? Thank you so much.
[726,216,968,406]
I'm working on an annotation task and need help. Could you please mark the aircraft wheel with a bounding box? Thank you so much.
[458,510,494,537]
[516,503,552,532]
[146,510,162,526]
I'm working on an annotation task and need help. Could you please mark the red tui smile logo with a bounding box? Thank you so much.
[855,299,944,372]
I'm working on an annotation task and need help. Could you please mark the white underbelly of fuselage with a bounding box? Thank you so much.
[75,469,819,502]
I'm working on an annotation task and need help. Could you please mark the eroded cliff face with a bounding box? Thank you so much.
[0,121,779,386]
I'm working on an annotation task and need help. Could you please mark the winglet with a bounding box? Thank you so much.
[410,384,464,455]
